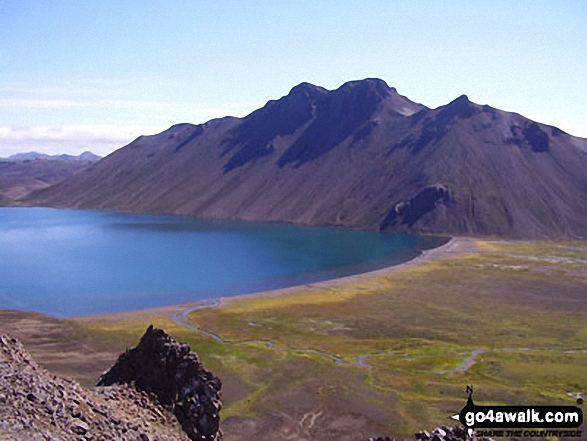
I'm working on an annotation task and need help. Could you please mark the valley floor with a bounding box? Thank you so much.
[1,237,586,440]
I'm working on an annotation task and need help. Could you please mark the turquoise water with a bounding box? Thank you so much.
[0,207,447,317]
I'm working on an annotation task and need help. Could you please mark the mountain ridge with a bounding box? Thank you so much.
[22,79,587,239]
[0,158,97,202]
[3,151,101,162]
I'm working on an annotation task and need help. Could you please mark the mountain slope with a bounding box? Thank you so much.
[0,159,95,202]
[24,78,587,239]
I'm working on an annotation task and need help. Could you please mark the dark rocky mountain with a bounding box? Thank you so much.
[23,78,587,239]
[3,151,101,162]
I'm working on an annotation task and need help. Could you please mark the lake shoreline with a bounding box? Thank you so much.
[214,235,464,307]
[76,236,475,324]
[0,207,447,317]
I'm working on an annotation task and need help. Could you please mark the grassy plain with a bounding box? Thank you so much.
[1,238,585,440]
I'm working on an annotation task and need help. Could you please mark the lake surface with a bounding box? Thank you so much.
[0,207,447,317]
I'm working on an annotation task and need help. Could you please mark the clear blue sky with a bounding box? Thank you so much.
[1,0,586,156]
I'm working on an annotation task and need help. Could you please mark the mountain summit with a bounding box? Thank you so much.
[24,79,587,239]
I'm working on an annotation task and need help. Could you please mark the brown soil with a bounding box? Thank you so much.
[0,310,119,387]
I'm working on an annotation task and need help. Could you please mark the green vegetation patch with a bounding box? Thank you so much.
[68,239,586,437]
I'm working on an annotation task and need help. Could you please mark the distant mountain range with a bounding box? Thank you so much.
[2,151,101,162]
[0,153,99,203]
[23,79,587,239]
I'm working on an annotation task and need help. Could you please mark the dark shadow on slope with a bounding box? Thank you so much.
[174,126,205,152]
[277,79,389,167]
[380,185,450,229]
[389,95,481,155]
[508,122,550,153]
[221,83,326,173]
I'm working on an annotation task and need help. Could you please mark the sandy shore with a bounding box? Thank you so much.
[77,236,478,323]
[215,236,477,305]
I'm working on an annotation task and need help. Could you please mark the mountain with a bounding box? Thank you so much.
[3,151,101,162]
[77,151,102,161]
[23,78,587,239]
[0,158,96,202]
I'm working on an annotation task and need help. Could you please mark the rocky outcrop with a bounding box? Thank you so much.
[0,333,189,440]
[97,325,222,441]
[0,328,221,440]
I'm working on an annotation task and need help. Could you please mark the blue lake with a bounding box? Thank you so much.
[0,207,447,317]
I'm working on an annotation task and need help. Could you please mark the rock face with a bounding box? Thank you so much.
[24,78,587,239]
[0,333,190,440]
[97,325,222,441]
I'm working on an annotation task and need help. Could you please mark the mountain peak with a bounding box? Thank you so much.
[288,82,328,98]
[78,151,102,161]
[332,78,426,116]
[22,79,587,239]
[439,94,480,119]
[337,78,391,97]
